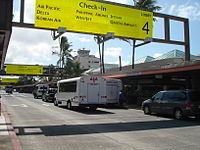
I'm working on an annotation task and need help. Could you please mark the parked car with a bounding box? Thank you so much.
[42,88,57,102]
[142,90,200,119]
[5,85,13,94]
[33,84,49,99]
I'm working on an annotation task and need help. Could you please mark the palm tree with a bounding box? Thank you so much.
[59,36,73,68]
[133,0,161,11]
[94,35,103,74]
[52,36,74,78]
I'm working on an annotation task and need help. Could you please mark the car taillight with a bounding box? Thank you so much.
[101,96,107,98]
[185,104,191,109]
[80,96,86,98]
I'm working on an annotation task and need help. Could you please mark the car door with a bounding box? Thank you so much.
[159,92,172,115]
[150,92,163,113]
[160,91,187,115]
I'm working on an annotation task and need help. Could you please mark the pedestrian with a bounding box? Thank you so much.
[119,90,124,106]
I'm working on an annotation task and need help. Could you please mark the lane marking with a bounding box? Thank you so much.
[11,104,28,108]
[42,104,50,107]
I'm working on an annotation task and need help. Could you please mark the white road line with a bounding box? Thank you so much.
[42,104,50,107]
[11,104,28,108]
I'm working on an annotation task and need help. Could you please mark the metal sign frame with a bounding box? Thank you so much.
[12,0,190,62]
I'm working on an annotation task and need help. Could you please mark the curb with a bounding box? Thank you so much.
[1,103,22,150]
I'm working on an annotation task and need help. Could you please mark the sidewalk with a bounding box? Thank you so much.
[0,102,22,150]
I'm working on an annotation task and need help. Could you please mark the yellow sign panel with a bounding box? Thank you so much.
[0,85,7,87]
[35,0,153,39]
[6,65,43,75]
[1,78,19,83]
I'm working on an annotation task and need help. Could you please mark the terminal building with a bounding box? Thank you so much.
[74,49,100,70]
[87,49,200,105]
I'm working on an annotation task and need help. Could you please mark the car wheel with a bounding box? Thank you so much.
[67,101,72,110]
[195,115,200,119]
[144,105,151,115]
[54,100,58,106]
[174,109,183,120]
[89,106,97,111]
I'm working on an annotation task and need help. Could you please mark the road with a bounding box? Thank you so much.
[1,92,200,150]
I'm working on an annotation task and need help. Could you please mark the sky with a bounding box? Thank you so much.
[5,0,200,67]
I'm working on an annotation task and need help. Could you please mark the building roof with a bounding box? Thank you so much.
[154,49,200,60]
[134,50,200,65]
[84,49,200,77]
[135,56,155,64]
[83,64,118,75]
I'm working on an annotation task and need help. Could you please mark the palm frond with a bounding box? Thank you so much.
[134,0,161,12]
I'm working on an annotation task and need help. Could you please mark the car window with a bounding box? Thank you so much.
[163,92,186,101]
[190,91,200,102]
[48,90,57,94]
[152,92,163,100]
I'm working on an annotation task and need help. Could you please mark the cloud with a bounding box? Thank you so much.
[6,42,53,65]
[168,5,176,15]
[78,37,93,42]
[6,28,58,65]
[24,0,35,23]
[153,53,162,58]
[167,3,200,20]
[105,47,122,57]
[107,0,129,4]
[94,47,122,58]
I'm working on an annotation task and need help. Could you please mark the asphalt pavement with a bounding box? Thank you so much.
[0,111,12,150]
[0,101,21,150]
[1,92,200,150]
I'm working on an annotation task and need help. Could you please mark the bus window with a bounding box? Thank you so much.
[59,81,77,92]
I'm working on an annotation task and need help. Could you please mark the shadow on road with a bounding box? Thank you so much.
[0,123,11,126]
[58,106,115,115]
[15,119,200,137]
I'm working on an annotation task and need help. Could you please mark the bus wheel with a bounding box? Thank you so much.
[67,102,72,110]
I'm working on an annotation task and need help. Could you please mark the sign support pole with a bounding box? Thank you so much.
[132,40,136,69]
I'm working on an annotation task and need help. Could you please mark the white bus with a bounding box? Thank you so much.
[54,76,122,110]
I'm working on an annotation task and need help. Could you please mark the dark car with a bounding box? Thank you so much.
[142,90,200,119]
[42,88,57,102]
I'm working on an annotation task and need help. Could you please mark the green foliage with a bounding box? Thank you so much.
[48,64,57,76]
[17,76,36,85]
[60,36,74,65]
[133,0,161,12]
[62,61,83,79]
[53,36,83,79]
